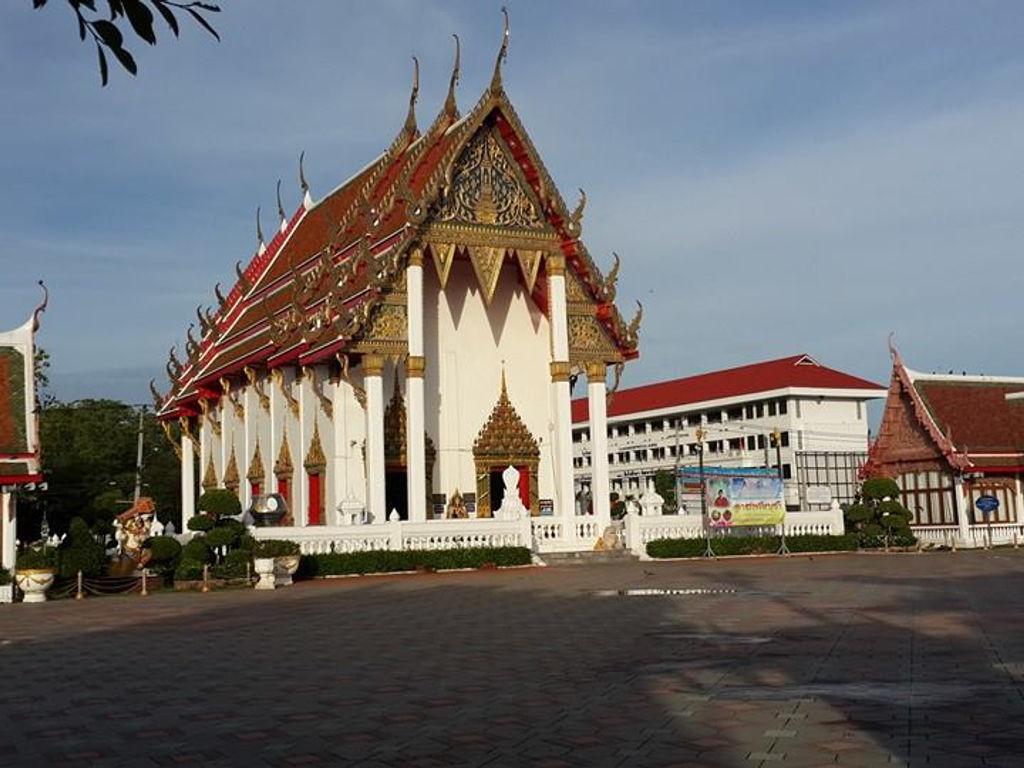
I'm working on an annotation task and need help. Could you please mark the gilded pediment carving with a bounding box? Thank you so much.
[430,125,546,231]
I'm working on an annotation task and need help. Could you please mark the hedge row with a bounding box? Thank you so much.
[647,534,861,559]
[297,546,532,578]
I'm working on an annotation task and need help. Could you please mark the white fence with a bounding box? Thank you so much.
[252,517,534,555]
[623,509,845,558]
[914,523,1024,549]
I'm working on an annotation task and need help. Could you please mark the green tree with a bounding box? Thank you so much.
[17,400,181,539]
[30,0,220,86]
[653,469,677,513]
[845,477,915,546]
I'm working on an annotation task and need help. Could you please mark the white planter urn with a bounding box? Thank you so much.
[15,569,56,603]
[253,557,276,590]
[274,555,300,587]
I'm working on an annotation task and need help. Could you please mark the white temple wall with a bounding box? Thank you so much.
[332,374,367,512]
[424,258,555,506]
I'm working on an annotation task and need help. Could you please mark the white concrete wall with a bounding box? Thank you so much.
[423,258,555,506]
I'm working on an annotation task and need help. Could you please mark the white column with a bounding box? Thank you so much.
[242,385,253,510]
[587,362,611,529]
[1,491,16,572]
[180,427,196,529]
[406,249,427,523]
[330,376,348,522]
[548,255,577,542]
[364,354,387,523]
[955,475,970,544]
[296,370,309,527]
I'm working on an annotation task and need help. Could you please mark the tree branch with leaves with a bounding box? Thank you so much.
[32,0,220,85]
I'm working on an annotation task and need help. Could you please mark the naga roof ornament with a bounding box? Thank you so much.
[276,180,288,233]
[299,150,313,210]
[444,33,461,119]
[255,205,266,255]
[403,55,420,139]
[489,6,510,94]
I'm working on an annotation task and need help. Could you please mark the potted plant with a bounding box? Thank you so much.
[252,539,301,587]
[0,567,12,604]
[15,545,58,603]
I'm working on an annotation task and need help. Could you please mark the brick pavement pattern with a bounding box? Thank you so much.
[2,550,1024,767]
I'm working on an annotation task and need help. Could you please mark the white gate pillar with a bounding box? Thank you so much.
[955,475,971,545]
[1,491,15,572]
[180,425,196,528]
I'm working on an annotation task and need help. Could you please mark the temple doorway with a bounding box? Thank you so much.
[473,375,540,517]
[488,466,530,513]
[385,470,409,520]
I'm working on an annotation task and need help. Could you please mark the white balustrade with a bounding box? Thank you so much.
[252,517,533,556]
[914,522,1024,549]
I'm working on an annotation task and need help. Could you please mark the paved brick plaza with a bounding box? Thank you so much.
[3,551,1024,767]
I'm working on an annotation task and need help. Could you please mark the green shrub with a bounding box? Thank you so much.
[182,538,212,564]
[236,533,257,552]
[57,517,109,578]
[204,525,239,550]
[213,549,252,579]
[252,539,300,558]
[0,567,11,586]
[646,534,859,559]
[862,477,901,502]
[174,558,205,581]
[297,546,532,578]
[198,489,242,518]
[144,536,182,565]
[858,531,917,549]
[186,514,216,532]
[16,545,58,570]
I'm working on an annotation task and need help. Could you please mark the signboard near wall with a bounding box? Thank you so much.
[806,485,833,505]
[679,466,785,528]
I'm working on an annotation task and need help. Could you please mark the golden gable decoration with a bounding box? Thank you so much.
[515,249,544,294]
[247,438,265,484]
[274,430,293,479]
[430,242,457,289]
[202,456,218,491]
[467,245,506,305]
[472,372,540,517]
[304,420,327,473]
[223,446,240,492]
[431,126,544,230]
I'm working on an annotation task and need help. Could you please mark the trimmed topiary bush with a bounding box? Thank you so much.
[174,558,204,581]
[198,489,242,518]
[144,536,182,566]
[846,478,916,547]
[182,538,212,564]
[252,539,300,559]
[297,546,532,578]
[57,517,109,578]
[204,525,240,550]
[186,514,216,533]
[213,549,252,579]
[0,567,11,586]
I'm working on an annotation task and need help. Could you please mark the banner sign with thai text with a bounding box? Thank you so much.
[678,466,785,527]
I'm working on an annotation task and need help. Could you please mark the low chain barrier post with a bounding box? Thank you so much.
[75,570,84,600]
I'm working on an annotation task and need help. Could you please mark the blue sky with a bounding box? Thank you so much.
[2,1,1023,407]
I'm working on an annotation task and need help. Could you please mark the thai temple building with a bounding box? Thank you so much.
[0,284,47,575]
[863,341,1024,546]
[154,20,641,550]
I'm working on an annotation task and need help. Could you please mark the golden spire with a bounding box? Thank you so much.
[247,438,265,484]
[223,445,240,492]
[202,456,218,490]
[475,139,498,224]
[489,7,510,94]
[304,420,327,472]
[444,33,461,119]
[274,431,293,478]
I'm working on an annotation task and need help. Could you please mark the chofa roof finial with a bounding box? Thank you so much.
[444,33,461,119]
[276,179,288,233]
[299,150,313,211]
[31,279,48,332]
[887,331,901,364]
[489,7,510,93]
[256,206,266,256]
[404,55,420,137]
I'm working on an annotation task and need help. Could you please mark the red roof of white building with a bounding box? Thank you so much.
[571,354,884,423]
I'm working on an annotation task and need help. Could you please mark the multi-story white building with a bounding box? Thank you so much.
[571,354,886,511]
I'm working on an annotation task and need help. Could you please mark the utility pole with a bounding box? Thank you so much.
[697,426,714,558]
[673,419,681,514]
[133,406,146,503]
[771,428,789,556]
